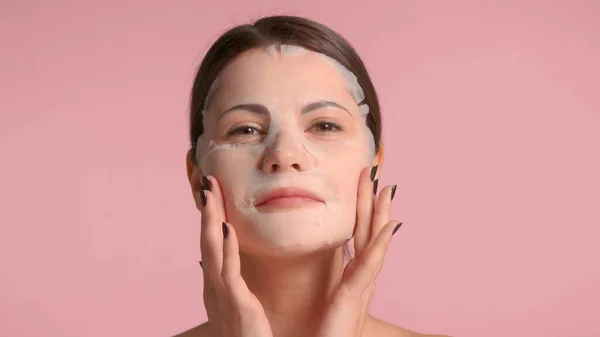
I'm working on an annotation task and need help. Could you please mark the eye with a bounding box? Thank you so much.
[226,125,262,137]
[310,120,343,133]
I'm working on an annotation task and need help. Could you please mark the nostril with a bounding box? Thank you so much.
[271,163,280,171]
[292,163,301,170]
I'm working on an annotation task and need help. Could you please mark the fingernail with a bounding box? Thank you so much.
[222,222,229,239]
[370,165,378,181]
[200,190,206,207]
[392,222,403,235]
[391,185,397,201]
[202,176,212,191]
[373,179,379,195]
[199,261,203,268]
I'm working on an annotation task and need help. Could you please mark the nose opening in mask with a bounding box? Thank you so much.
[267,162,303,173]
[261,132,317,173]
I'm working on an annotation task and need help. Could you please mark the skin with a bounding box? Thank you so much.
[180,48,451,337]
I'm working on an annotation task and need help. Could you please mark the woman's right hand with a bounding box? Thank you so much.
[198,175,274,337]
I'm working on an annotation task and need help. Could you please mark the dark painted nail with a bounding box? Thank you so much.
[199,261,203,268]
[202,176,212,191]
[392,222,403,235]
[370,165,378,181]
[373,179,379,195]
[200,190,206,207]
[222,222,229,239]
[391,185,397,201]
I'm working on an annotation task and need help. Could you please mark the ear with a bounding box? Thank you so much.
[186,149,204,210]
[372,142,385,179]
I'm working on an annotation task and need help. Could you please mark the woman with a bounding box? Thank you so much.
[178,15,449,337]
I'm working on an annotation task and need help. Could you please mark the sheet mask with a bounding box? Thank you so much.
[196,44,376,255]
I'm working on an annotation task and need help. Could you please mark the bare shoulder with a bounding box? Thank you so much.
[172,318,452,337]
[172,322,211,337]
[366,315,452,337]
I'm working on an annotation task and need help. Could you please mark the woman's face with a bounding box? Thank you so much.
[195,45,376,256]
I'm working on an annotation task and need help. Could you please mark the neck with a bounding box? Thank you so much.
[239,246,345,337]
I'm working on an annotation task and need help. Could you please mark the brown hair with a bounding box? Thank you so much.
[189,15,382,162]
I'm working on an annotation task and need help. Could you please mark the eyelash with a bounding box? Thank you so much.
[226,125,264,137]
[310,120,343,133]
[226,120,343,138]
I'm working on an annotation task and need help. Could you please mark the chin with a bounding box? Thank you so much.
[227,202,357,258]
[241,237,351,259]
[234,223,354,259]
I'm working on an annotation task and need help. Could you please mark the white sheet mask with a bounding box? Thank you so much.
[195,45,376,255]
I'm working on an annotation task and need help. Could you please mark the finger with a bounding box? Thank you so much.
[354,165,377,254]
[370,184,395,241]
[221,222,253,308]
[368,220,402,284]
[206,175,227,222]
[199,188,224,280]
[199,176,227,278]
[201,259,222,335]
[202,278,221,331]
[198,177,229,336]
[344,220,399,293]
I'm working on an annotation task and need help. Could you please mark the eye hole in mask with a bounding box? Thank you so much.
[219,109,350,145]
[227,119,343,140]
[226,124,266,139]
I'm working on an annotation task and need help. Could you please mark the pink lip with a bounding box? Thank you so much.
[254,187,325,208]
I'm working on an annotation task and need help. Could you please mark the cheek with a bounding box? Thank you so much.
[320,148,368,203]
[200,145,257,200]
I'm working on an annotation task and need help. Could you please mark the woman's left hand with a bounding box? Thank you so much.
[314,165,401,337]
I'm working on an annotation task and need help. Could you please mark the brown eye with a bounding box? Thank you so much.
[227,125,260,137]
[312,121,342,133]
[239,127,258,135]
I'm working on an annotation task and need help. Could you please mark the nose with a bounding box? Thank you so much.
[261,132,314,173]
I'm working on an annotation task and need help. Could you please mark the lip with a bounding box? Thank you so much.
[253,187,325,208]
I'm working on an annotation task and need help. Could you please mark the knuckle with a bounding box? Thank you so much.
[360,251,380,272]
[238,297,262,315]
[334,285,355,304]
[222,273,241,289]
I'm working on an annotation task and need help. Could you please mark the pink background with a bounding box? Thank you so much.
[1,1,599,336]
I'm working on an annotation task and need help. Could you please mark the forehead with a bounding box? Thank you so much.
[210,47,354,106]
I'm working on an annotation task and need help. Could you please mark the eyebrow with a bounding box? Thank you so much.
[220,100,352,120]
[301,100,350,115]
